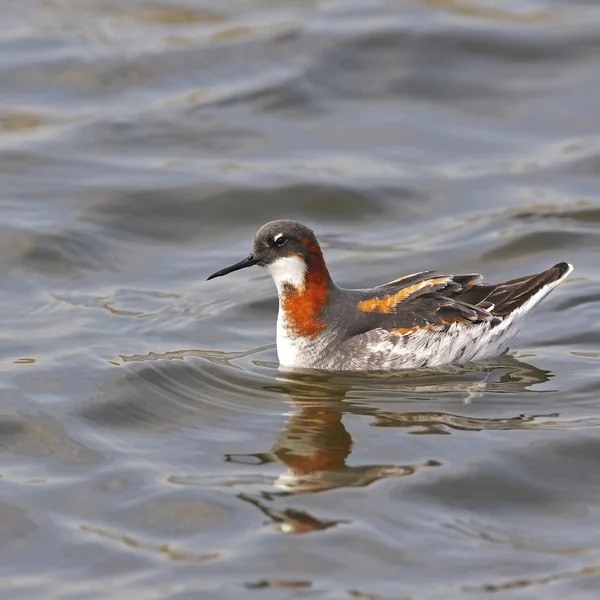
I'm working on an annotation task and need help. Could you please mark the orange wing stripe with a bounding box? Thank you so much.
[357,277,448,314]
[462,274,482,290]
[390,315,482,336]
[439,315,469,325]
[389,325,437,335]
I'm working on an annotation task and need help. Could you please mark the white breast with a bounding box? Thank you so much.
[276,311,302,367]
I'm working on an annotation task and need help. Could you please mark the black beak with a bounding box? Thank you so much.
[207,255,258,280]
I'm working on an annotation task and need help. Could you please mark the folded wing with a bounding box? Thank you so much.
[353,263,572,334]
[356,270,495,331]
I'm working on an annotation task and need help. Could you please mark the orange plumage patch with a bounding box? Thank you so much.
[389,325,438,335]
[390,314,481,336]
[280,238,330,338]
[357,277,448,314]
[461,274,482,290]
[439,315,470,325]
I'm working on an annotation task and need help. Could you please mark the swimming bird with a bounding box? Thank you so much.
[207,220,573,371]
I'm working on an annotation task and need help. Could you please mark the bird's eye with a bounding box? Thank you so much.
[272,235,287,248]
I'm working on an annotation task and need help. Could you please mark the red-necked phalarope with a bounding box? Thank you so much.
[207,220,573,371]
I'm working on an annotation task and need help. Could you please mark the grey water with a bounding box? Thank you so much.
[2,1,600,598]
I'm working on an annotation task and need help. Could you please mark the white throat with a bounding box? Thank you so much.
[265,255,307,294]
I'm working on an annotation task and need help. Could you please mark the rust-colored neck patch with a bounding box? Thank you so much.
[280,238,330,338]
[357,276,448,314]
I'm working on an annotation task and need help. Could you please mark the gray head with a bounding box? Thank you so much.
[207,220,327,288]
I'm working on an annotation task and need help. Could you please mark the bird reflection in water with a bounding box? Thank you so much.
[228,356,554,533]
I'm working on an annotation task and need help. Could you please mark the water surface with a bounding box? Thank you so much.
[2,0,600,598]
